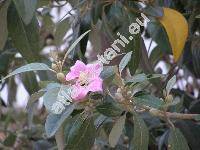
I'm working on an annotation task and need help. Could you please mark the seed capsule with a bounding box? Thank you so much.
[56,72,65,82]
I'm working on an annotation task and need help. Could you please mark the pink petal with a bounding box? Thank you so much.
[87,77,103,92]
[65,60,86,81]
[86,62,103,78]
[71,85,89,101]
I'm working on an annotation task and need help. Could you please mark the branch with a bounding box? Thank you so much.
[149,108,199,120]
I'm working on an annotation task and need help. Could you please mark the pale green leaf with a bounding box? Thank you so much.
[7,2,40,62]
[134,93,164,109]
[132,113,149,150]
[119,51,132,74]
[2,63,52,81]
[109,115,126,147]
[54,18,70,45]
[13,0,37,25]
[45,104,75,137]
[65,116,96,150]
[64,30,91,57]
[43,85,72,114]
[0,0,10,50]
[168,128,189,150]
[166,75,176,94]
[26,90,45,109]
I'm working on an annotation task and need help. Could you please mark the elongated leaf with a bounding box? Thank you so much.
[147,20,172,54]
[134,93,164,109]
[132,113,149,150]
[0,0,10,50]
[54,18,70,45]
[100,66,116,79]
[26,90,45,109]
[7,2,40,62]
[109,115,126,147]
[13,0,37,25]
[65,30,91,57]
[126,73,147,84]
[166,75,176,94]
[126,73,164,85]
[142,5,163,17]
[65,116,96,150]
[119,51,132,74]
[96,102,123,117]
[45,104,75,137]
[168,128,189,150]
[2,63,51,81]
[43,85,72,114]
[159,8,188,61]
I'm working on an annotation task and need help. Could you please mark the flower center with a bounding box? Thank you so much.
[78,72,89,86]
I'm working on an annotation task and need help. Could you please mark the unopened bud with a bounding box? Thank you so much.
[127,91,132,97]
[51,63,59,72]
[46,38,53,45]
[115,92,125,102]
[123,136,129,144]
[165,94,173,103]
[117,88,122,93]
[56,72,65,82]
[85,106,90,112]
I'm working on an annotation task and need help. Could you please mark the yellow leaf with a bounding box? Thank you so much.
[159,8,188,61]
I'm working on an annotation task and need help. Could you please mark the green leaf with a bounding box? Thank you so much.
[119,51,132,74]
[1,63,51,81]
[0,0,10,50]
[3,133,16,146]
[45,104,75,137]
[43,85,72,114]
[126,73,164,85]
[168,128,189,150]
[100,66,116,79]
[132,113,149,150]
[128,33,141,75]
[64,30,91,57]
[142,5,163,17]
[54,18,70,45]
[193,115,200,121]
[147,19,172,54]
[126,73,147,84]
[13,0,37,25]
[96,102,123,117]
[166,75,176,94]
[26,90,45,109]
[65,115,96,150]
[109,115,126,147]
[7,2,40,62]
[134,93,164,109]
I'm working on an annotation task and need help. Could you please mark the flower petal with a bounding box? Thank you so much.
[65,60,86,81]
[86,62,103,78]
[71,85,89,101]
[88,77,103,92]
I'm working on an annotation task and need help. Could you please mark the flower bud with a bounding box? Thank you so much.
[127,91,132,97]
[56,72,65,82]
[115,92,125,102]
[123,136,129,144]
[117,88,122,93]
[51,63,59,72]
[46,38,53,45]
[165,94,173,103]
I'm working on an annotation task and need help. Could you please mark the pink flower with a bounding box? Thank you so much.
[65,60,103,101]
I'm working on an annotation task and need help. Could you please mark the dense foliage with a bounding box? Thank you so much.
[0,0,200,149]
